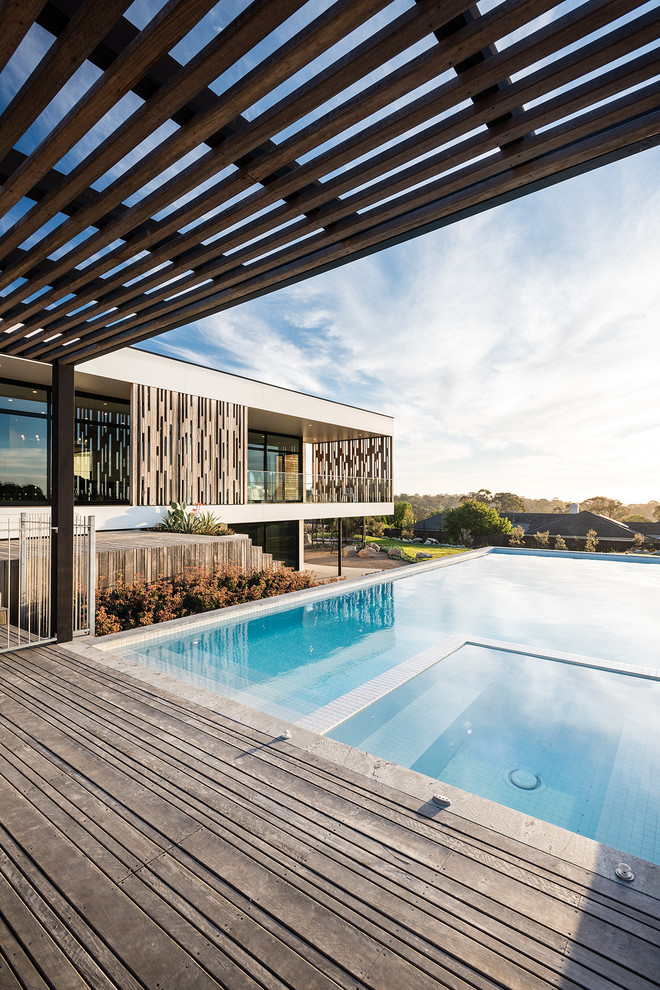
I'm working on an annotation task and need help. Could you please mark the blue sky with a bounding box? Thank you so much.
[144,141,660,503]
[2,0,659,501]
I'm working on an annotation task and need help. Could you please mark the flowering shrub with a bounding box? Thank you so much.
[95,565,321,635]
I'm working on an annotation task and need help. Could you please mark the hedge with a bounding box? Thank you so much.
[96,565,323,635]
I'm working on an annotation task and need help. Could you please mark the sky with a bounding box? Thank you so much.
[143,140,660,504]
[2,0,659,503]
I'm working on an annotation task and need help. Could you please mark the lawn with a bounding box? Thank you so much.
[365,536,467,562]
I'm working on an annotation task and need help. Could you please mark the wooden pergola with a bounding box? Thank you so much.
[1,0,659,639]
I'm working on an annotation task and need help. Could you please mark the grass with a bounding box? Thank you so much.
[364,536,467,563]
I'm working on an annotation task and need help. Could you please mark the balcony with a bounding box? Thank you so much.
[247,472,392,505]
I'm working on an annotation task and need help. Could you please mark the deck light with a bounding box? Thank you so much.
[615,863,634,881]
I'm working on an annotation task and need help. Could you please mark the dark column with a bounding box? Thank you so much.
[51,362,75,643]
[362,515,366,546]
[337,518,342,577]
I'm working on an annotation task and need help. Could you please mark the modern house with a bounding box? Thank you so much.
[0,347,394,569]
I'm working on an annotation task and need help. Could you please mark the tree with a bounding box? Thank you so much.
[584,529,599,552]
[654,504,660,522]
[462,488,493,504]
[554,535,567,550]
[509,525,525,547]
[492,492,526,513]
[443,500,512,545]
[392,501,415,531]
[626,514,650,523]
[581,496,626,519]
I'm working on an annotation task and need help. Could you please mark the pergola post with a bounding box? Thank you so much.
[51,362,75,643]
[337,518,342,578]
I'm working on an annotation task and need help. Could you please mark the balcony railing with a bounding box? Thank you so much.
[247,472,392,505]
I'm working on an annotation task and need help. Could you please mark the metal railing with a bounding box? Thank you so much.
[247,472,392,505]
[0,512,96,651]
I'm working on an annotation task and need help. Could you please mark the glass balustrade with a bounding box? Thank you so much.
[247,471,392,504]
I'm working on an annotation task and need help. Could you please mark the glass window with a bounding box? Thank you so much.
[75,393,130,504]
[0,382,49,502]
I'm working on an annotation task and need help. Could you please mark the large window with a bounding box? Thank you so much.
[0,381,130,505]
[0,382,49,502]
[75,393,130,503]
[248,431,302,503]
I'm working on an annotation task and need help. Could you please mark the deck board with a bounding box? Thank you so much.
[0,644,658,989]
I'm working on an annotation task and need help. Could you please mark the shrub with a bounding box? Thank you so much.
[633,532,645,549]
[155,501,233,535]
[533,530,549,549]
[509,525,524,547]
[554,535,567,550]
[584,529,599,552]
[95,565,321,635]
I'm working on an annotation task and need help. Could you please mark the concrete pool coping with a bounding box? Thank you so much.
[87,545,660,898]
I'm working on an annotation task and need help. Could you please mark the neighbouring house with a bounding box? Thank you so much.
[414,508,658,549]
[0,347,394,569]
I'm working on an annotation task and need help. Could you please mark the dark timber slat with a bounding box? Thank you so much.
[0,0,50,76]
[0,0,133,165]
[51,94,660,363]
[30,39,659,355]
[13,0,652,347]
[0,644,659,990]
[0,0,658,363]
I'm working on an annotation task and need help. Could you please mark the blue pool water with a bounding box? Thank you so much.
[121,551,659,723]
[328,643,660,865]
[117,550,660,862]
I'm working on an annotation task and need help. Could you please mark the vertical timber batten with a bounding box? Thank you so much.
[51,362,75,643]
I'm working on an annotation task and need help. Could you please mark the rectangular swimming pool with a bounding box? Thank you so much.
[110,549,660,863]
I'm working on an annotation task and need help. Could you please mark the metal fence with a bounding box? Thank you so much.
[0,512,95,651]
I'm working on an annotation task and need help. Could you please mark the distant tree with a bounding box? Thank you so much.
[443,500,512,545]
[392,501,415,531]
[581,496,626,519]
[509,525,525,547]
[554,535,567,550]
[533,530,549,549]
[366,518,385,537]
[626,514,650,523]
[492,492,526,513]
[464,488,493,504]
[584,529,599,552]
[633,532,645,549]
[654,504,660,522]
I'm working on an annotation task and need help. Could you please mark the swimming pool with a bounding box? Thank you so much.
[111,549,660,863]
[327,641,660,865]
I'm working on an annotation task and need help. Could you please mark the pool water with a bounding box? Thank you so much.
[121,551,659,723]
[327,643,660,865]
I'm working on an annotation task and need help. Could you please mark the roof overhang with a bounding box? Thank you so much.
[0,0,658,365]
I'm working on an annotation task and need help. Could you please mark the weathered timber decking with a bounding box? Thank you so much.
[0,644,658,990]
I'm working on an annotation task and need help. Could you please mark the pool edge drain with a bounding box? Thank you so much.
[508,769,542,790]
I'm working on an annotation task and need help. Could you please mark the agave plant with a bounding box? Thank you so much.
[155,501,233,535]
[155,501,197,532]
[193,510,233,536]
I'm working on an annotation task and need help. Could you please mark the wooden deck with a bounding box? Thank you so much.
[0,645,658,990]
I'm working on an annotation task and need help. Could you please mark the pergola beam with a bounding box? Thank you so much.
[0,0,658,365]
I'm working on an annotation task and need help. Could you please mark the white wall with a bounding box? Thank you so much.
[0,501,394,531]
